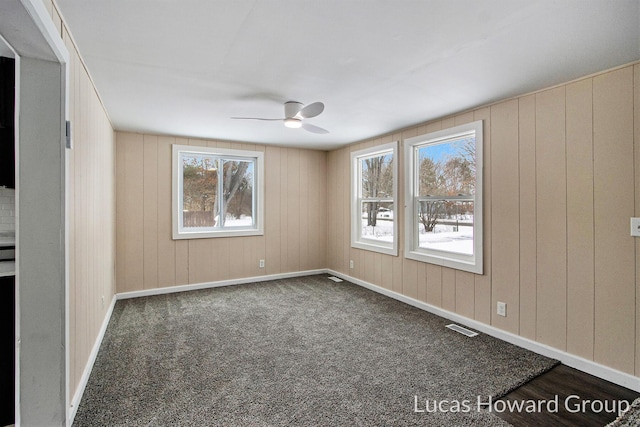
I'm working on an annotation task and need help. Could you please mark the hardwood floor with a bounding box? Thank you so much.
[494,365,639,426]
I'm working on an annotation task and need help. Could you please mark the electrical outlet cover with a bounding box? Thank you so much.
[497,302,507,317]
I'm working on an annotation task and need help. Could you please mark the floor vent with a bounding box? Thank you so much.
[446,324,478,337]
[327,276,343,282]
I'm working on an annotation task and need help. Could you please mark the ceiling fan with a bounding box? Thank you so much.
[232,101,329,134]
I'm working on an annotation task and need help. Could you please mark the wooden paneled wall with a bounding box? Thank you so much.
[328,64,640,377]
[115,133,327,292]
[45,0,117,404]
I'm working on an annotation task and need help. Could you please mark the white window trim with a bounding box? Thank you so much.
[350,141,398,256]
[172,144,264,240]
[404,121,483,274]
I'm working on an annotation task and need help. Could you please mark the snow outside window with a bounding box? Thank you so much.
[351,141,398,256]
[404,121,483,274]
[172,145,264,239]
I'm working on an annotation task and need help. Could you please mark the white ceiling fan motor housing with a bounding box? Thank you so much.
[284,101,304,118]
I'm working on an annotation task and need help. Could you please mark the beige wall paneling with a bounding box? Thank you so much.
[344,148,352,274]
[455,271,475,319]
[188,238,214,284]
[43,0,54,15]
[565,78,595,360]
[403,259,418,299]
[252,145,268,276]
[63,28,78,391]
[593,68,635,374]
[374,252,383,289]
[380,253,393,291]
[635,64,640,376]
[50,3,62,36]
[451,113,477,320]
[327,150,343,271]
[279,148,291,273]
[332,148,343,272]
[265,146,282,275]
[228,237,244,280]
[473,107,492,325]
[59,14,116,403]
[156,136,177,287]
[426,264,442,307]
[118,133,145,292]
[416,262,427,302]
[313,150,328,269]
[518,94,537,340]
[75,59,89,374]
[441,268,456,312]
[439,115,472,313]
[116,136,327,289]
[143,135,159,289]
[114,131,126,291]
[391,132,404,294]
[535,86,567,350]
[299,149,310,271]
[490,99,520,334]
[173,138,191,285]
[364,250,375,285]
[286,148,301,272]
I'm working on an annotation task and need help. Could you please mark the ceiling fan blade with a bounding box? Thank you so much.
[302,122,329,134]
[298,102,324,119]
[230,117,283,121]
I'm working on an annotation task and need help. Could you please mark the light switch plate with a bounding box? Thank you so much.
[631,218,640,237]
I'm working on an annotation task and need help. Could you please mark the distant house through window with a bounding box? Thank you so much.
[404,121,483,273]
[351,141,398,256]
[172,145,264,239]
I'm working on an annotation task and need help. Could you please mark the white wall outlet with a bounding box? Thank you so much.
[497,301,507,317]
[631,218,640,237]
[349,260,354,269]
[259,259,265,268]
[101,295,105,308]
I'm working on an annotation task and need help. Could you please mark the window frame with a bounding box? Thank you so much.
[350,141,399,256]
[172,144,264,240]
[404,121,483,274]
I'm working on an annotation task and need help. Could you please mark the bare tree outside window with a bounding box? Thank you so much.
[174,145,263,239]
[416,136,476,254]
[351,142,398,256]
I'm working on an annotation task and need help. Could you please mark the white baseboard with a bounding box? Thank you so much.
[115,269,327,300]
[67,294,117,426]
[328,269,640,393]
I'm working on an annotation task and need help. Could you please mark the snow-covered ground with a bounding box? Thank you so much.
[361,219,473,255]
[223,215,253,227]
[419,224,473,255]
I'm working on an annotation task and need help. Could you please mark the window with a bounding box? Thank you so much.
[404,121,483,273]
[172,144,264,239]
[351,141,398,256]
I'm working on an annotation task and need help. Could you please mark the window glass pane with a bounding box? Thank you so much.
[418,136,475,197]
[417,200,474,255]
[361,201,394,243]
[222,159,254,227]
[182,154,219,228]
[360,153,393,199]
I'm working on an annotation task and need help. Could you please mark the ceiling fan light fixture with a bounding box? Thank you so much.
[284,117,302,128]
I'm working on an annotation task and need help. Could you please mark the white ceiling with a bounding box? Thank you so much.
[55,0,640,150]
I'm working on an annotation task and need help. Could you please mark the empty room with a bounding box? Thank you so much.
[1,0,639,426]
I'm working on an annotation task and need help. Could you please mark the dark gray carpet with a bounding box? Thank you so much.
[73,275,557,426]
[606,398,640,427]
